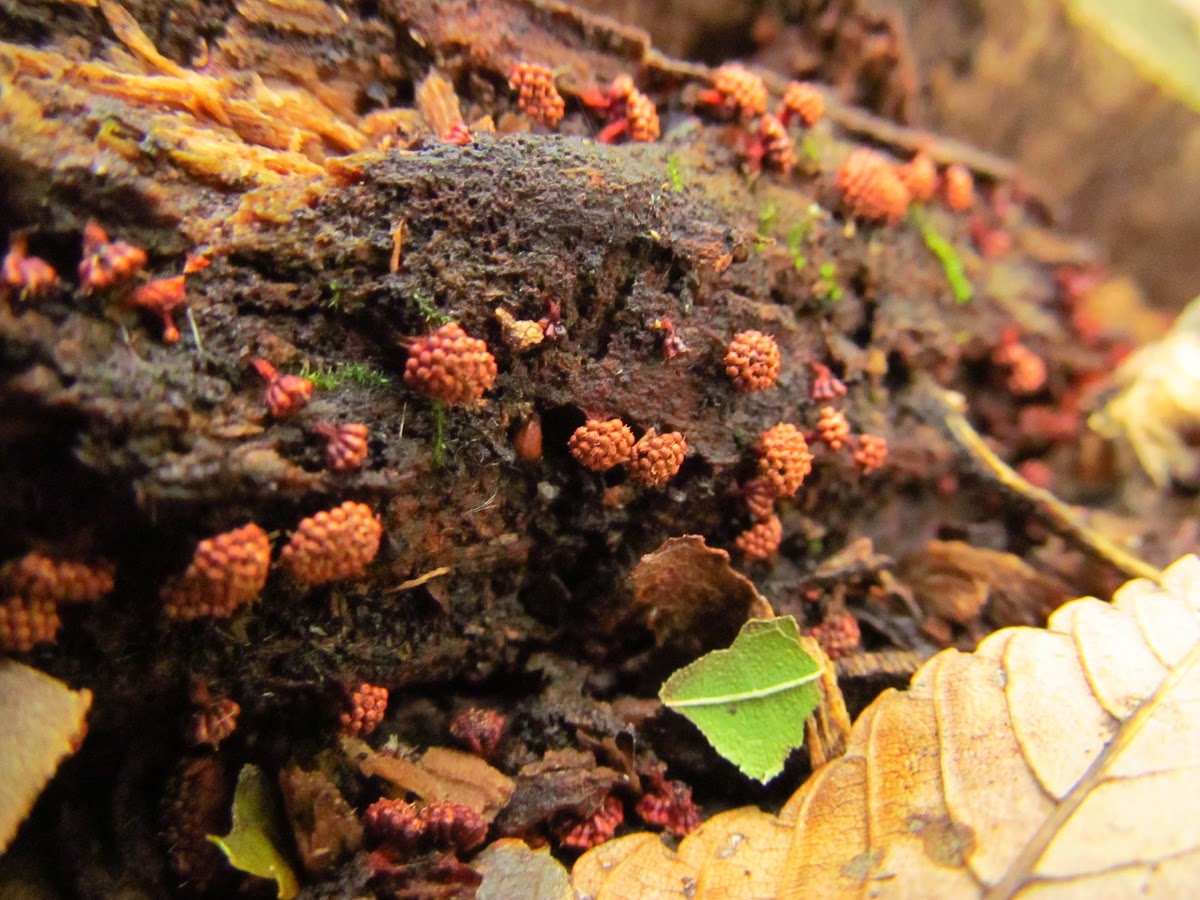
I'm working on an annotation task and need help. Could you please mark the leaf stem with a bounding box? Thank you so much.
[664,670,823,708]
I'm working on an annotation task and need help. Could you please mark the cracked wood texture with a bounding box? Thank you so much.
[574,555,1200,898]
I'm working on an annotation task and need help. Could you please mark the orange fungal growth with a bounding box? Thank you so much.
[2,236,58,300]
[449,706,507,759]
[78,220,148,292]
[943,163,974,212]
[183,250,213,275]
[569,418,636,471]
[314,422,369,471]
[993,339,1047,396]
[897,151,937,203]
[364,798,422,846]
[757,423,813,496]
[625,88,660,143]
[128,275,187,343]
[724,330,780,392]
[560,795,624,851]
[815,406,851,450]
[853,433,888,473]
[628,429,687,488]
[365,798,487,853]
[702,63,768,120]
[734,514,782,561]
[420,800,489,853]
[779,81,824,127]
[751,114,794,175]
[743,477,778,520]
[809,362,847,400]
[508,62,565,129]
[160,523,272,621]
[340,682,388,736]
[280,501,382,586]
[252,358,314,418]
[589,75,659,143]
[604,75,636,104]
[441,121,473,145]
[0,596,61,653]
[0,552,114,605]
[836,148,910,225]
[651,317,688,359]
[636,771,699,838]
[810,612,861,659]
[404,322,498,406]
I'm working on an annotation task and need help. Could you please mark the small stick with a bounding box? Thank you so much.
[386,566,451,595]
[390,219,405,273]
[917,382,1164,585]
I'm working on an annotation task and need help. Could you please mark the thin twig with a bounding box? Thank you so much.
[186,307,204,356]
[824,100,1022,182]
[915,381,1164,585]
[385,566,451,595]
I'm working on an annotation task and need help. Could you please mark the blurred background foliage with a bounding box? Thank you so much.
[579,0,1200,313]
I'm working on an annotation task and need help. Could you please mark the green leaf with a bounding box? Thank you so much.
[209,764,299,899]
[659,616,822,783]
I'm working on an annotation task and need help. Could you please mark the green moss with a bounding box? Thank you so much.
[814,261,843,304]
[755,199,778,249]
[325,280,343,310]
[785,203,827,270]
[800,135,822,164]
[666,153,685,192]
[298,361,391,391]
[911,206,974,304]
[786,222,808,271]
[411,290,453,325]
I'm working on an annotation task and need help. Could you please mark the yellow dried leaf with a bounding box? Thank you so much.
[344,737,514,822]
[574,555,1200,898]
[234,0,351,35]
[0,661,92,853]
[1090,295,1200,485]
[415,71,464,138]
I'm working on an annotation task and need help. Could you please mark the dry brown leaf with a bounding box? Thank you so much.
[278,765,362,877]
[574,555,1200,898]
[903,539,1073,634]
[0,661,92,852]
[493,749,622,838]
[799,634,852,769]
[631,535,774,658]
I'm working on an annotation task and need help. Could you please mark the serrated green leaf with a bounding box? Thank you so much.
[209,764,299,899]
[659,616,822,783]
